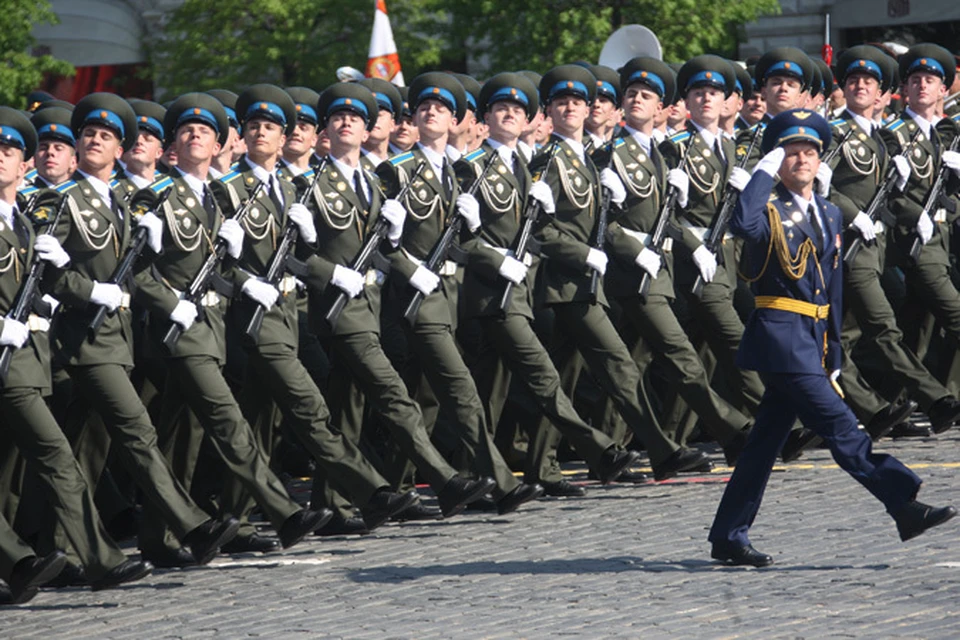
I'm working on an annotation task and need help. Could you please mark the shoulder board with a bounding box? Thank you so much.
[229,161,239,171]
[829,118,846,128]
[952,113,960,124]
[612,138,626,149]
[18,185,40,197]
[109,178,122,190]
[768,192,778,203]
[55,180,78,194]
[389,151,415,166]
[668,130,691,145]
[219,169,243,184]
[301,168,316,181]
[149,176,174,193]
[24,168,37,181]
[464,148,486,163]
[886,118,905,132]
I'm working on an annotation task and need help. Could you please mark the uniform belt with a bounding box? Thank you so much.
[681,220,733,243]
[481,241,534,266]
[279,275,297,295]
[119,293,131,310]
[402,249,458,276]
[364,268,386,287]
[620,228,672,253]
[755,296,829,320]
[26,314,49,332]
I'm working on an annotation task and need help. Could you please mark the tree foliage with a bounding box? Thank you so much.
[0,0,74,108]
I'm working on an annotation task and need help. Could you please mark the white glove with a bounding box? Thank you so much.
[217,218,244,259]
[241,278,279,310]
[41,294,59,314]
[600,168,627,205]
[727,166,750,192]
[754,147,785,177]
[0,319,28,348]
[498,256,528,284]
[409,265,440,295]
[332,264,364,298]
[287,202,317,244]
[586,248,608,276]
[380,198,406,245]
[830,369,841,382]
[138,211,164,254]
[892,155,911,191]
[942,150,960,175]
[692,245,717,283]
[89,282,123,311]
[528,180,555,214]
[456,193,481,232]
[917,211,934,244]
[851,211,876,241]
[815,163,833,198]
[635,247,661,278]
[667,168,689,208]
[169,299,198,330]
[34,234,70,268]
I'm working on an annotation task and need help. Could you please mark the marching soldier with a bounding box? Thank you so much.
[388,86,418,155]
[583,64,621,153]
[114,99,167,200]
[206,89,245,178]
[278,86,322,181]
[359,77,402,172]
[28,106,75,189]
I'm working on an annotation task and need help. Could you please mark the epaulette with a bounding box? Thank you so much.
[668,130,691,145]
[110,167,118,179]
[886,118,905,132]
[612,138,626,149]
[24,168,37,181]
[952,113,960,124]
[55,180,78,194]
[389,151,415,166]
[219,168,243,184]
[18,184,40,197]
[829,118,846,128]
[229,161,239,171]
[149,175,174,193]
[301,168,316,181]
[464,148,487,163]
[109,178,122,190]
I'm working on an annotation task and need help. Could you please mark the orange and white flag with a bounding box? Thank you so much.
[366,0,404,86]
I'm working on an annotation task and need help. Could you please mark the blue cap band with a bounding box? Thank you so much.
[137,115,164,140]
[775,125,824,149]
[734,78,744,94]
[596,81,617,100]
[416,86,457,113]
[327,96,370,121]
[176,107,220,133]
[373,92,395,113]
[295,103,318,124]
[765,60,804,80]
[686,70,726,91]
[626,70,666,98]
[82,109,125,138]
[488,86,530,107]
[0,126,25,150]
[36,123,75,145]
[465,93,477,111]
[244,101,286,126]
[548,80,589,101]
[845,59,883,82]
[907,57,945,78]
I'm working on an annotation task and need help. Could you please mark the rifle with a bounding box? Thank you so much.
[690,123,764,298]
[844,128,922,264]
[402,152,498,326]
[87,188,172,341]
[639,183,681,302]
[590,159,614,304]
[243,161,326,344]
[162,180,266,349]
[499,145,559,313]
[908,133,960,263]
[324,161,426,330]
[0,193,68,385]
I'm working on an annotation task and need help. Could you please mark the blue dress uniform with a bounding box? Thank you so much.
[708,110,928,564]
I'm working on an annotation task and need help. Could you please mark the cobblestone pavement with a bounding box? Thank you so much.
[4,421,960,639]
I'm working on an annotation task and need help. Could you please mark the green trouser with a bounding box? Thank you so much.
[527,301,672,483]
[139,355,302,553]
[310,330,457,517]
[0,513,34,582]
[222,340,388,532]
[3,386,127,579]
[54,363,210,558]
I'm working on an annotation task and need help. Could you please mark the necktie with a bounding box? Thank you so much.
[512,153,528,196]
[11,210,28,251]
[808,204,824,252]
[714,138,727,167]
[202,185,217,229]
[870,125,886,164]
[268,175,284,219]
[354,170,369,213]
[441,160,454,201]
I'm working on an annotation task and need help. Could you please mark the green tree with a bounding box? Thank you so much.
[0,0,74,108]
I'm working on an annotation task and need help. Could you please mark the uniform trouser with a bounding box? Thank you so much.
[2,386,127,580]
[310,330,457,516]
[708,371,922,548]
[0,513,34,582]
[527,301,671,483]
[53,363,210,557]
[139,355,302,553]
[222,340,388,529]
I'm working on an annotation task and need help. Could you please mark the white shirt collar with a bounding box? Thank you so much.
[905,108,940,138]
[0,199,15,228]
[244,154,276,186]
[623,125,652,155]
[208,166,224,180]
[280,158,306,177]
[128,172,153,189]
[651,128,666,144]
[787,189,826,241]
[553,133,585,161]
[586,130,605,149]
[175,167,207,200]
[77,169,112,205]
[845,108,874,135]
[517,141,533,163]
[362,149,384,167]
[486,138,518,167]
[445,144,464,163]
[331,155,370,201]
[690,120,722,158]
[417,143,446,173]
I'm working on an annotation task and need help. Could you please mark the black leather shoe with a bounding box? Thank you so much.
[723,430,749,467]
[315,516,371,537]
[184,517,241,565]
[361,489,419,530]
[0,583,12,605]
[497,483,544,515]
[437,476,497,518]
[711,543,773,567]
[540,479,586,497]
[895,501,958,542]
[8,551,67,604]
[781,428,821,463]
[653,448,712,481]
[89,559,153,592]
[279,509,333,549]
[140,546,196,568]
[391,500,443,522]
[45,562,87,589]
[464,496,497,512]
[890,422,932,438]
[615,469,651,483]
[221,533,281,554]
[867,400,918,441]
[595,448,641,484]
[927,397,960,434]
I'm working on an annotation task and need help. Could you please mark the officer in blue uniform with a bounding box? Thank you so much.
[708,109,956,567]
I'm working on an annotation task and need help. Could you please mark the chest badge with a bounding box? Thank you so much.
[185,197,196,208]
[791,211,804,224]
